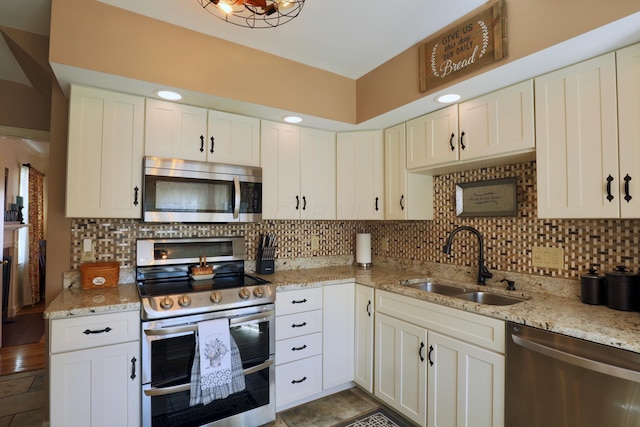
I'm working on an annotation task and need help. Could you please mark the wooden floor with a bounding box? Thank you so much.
[0,301,46,377]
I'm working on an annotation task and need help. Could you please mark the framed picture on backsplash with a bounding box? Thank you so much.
[455,177,517,217]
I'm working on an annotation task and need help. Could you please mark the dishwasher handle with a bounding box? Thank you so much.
[511,334,640,383]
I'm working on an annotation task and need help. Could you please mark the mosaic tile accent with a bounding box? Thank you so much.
[70,161,640,280]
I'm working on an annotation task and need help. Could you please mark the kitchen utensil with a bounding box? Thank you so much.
[605,266,639,311]
[580,267,606,305]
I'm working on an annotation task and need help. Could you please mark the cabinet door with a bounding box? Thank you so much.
[428,331,504,427]
[66,85,144,218]
[617,43,640,218]
[260,120,301,219]
[323,282,355,389]
[384,123,408,220]
[375,312,427,426]
[300,128,336,220]
[207,110,261,166]
[145,99,208,161]
[536,53,619,218]
[406,105,459,169]
[458,80,534,161]
[50,341,140,427]
[336,131,384,220]
[354,284,374,393]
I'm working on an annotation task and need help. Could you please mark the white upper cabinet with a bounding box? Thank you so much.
[207,110,261,166]
[261,121,336,220]
[384,123,433,220]
[66,85,144,218]
[336,131,384,220]
[145,99,208,161]
[406,80,534,173]
[535,53,620,218]
[616,43,640,218]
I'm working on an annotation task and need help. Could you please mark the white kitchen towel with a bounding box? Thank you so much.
[189,319,246,406]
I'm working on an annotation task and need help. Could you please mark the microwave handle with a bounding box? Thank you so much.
[233,175,240,220]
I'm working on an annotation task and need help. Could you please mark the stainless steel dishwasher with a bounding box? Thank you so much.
[506,322,640,426]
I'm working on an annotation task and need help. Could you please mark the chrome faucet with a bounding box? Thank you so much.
[443,226,493,285]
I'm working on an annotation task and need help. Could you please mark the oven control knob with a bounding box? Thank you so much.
[178,295,191,307]
[239,287,251,300]
[210,291,222,304]
[159,296,174,310]
[253,286,265,298]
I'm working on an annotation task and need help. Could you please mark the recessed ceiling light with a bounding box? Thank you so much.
[156,90,182,101]
[436,93,461,104]
[283,115,303,124]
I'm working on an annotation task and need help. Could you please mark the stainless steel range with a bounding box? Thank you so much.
[136,237,275,427]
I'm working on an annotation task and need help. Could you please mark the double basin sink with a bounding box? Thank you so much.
[405,280,526,306]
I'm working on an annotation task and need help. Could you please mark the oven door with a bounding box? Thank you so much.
[141,305,275,427]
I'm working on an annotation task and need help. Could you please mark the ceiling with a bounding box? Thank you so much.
[2,1,640,133]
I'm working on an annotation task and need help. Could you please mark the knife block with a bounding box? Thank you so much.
[256,246,275,274]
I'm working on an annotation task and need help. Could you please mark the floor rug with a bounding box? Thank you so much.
[2,312,45,347]
[333,407,413,427]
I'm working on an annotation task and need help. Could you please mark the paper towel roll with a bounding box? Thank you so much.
[356,233,372,265]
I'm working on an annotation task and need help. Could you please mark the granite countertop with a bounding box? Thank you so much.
[44,283,140,319]
[44,265,640,354]
[260,265,640,354]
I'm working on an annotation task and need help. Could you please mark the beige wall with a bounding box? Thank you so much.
[356,0,640,122]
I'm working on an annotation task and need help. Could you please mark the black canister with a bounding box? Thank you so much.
[605,266,640,311]
[580,268,606,305]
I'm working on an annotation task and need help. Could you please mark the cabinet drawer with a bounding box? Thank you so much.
[50,311,140,354]
[276,355,322,408]
[276,332,322,366]
[376,290,505,353]
[275,310,322,341]
[276,287,322,316]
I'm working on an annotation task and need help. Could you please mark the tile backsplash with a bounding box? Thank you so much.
[71,160,640,280]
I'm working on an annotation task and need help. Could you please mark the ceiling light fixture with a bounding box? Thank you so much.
[156,90,183,101]
[436,93,461,104]
[283,115,303,123]
[196,0,305,28]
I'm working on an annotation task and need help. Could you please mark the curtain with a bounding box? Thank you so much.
[28,167,45,304]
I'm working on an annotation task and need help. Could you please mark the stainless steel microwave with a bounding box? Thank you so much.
[142,156,262,223]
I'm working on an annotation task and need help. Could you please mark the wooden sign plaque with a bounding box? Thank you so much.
[419,0,507,92]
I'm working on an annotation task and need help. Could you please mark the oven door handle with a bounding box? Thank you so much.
[144,311,275,336]
[143,358,274,397]
[233,175,240,220]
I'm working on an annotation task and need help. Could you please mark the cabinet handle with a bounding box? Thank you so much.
[296,195,300,210]
[400,195,405,211]
[419,342,425,362]
[302,196,307,210]
[291,299,307,304]
[291,345,307,351]
[291,376,307,384]
[606,175,614,202]
[199,135,204,153]
[366,300,371,317]
[210,136,215,154]
[624,174,632,202]
[428,345,434,366]
[375,197,379,211]
[449,132,455,151]
[133,186,139,206]
[460,131,466,150]
[83,327,112,335]
[291,322,307,328]
[130,357,137,380]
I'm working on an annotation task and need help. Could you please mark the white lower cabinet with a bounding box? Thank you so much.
[375,290,505,427]
[375,312,428,426]
[323,282,355,390]
[354,284,374,393]
[49,311,141,427]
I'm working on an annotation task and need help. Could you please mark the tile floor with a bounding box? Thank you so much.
[0,374,411,427]
[0,369,46,427]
